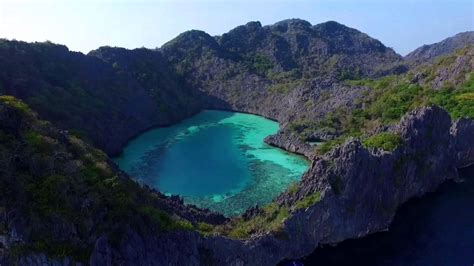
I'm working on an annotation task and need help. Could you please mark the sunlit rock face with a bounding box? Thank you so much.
[114,110,309,216]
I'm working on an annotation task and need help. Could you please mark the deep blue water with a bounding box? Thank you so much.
[114,110,309,216]
[288,166,474,266]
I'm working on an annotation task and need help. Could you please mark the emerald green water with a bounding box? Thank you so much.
[113,110,309,216]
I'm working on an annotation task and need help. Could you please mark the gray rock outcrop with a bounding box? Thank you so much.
[83,106,473,266]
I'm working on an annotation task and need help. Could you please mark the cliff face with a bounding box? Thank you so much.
[164,19,402,80]
[161,20,403,126]
[70,106,473,266]
[0,97,225,266]
[0,22,469,159]
[0,21,473,265]
[0,19,405,158]
[264,130,315,159]
[451,118,474,168]
[0,41,206,156]
[202,106,470,265]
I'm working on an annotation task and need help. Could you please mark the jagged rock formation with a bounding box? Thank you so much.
[0,97,225,265]
[5,104,469,266]
[264,130,315,159]
[0,21,469,158]
[0,20,404,156]
[0,41,206,156]
[85,106,473,265]
[0,19,473,265]
[410,45,474,90]
[451,118,474,168]
[405,31,474,65]
[161,20,403,125]
[164,19,403,79]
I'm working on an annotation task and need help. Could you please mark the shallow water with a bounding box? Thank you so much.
[114,110,309,216]
[289,166,474,266]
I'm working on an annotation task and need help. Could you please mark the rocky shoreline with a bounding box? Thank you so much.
[8,106,472,266]
[0,20,472,266]
[264,130,315,159]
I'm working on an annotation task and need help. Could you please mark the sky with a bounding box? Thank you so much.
[0,0,472,55]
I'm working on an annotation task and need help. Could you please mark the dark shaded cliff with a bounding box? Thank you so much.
[0,19,473,265]
[0,20,405,156]
[9,107,473,265]
[0,96,225,265]
[0,40,206,156]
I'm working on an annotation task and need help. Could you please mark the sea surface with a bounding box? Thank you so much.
[114,110,309,216]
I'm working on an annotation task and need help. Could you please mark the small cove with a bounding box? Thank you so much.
[113,110,309,216]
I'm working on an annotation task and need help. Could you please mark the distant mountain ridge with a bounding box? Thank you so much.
[162,19,404,79]
[0,18,473,266]
[405,31,474,65]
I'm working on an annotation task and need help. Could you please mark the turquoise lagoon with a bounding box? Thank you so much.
[113,110,309,216]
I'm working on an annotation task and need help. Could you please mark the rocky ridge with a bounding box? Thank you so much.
[0,40,208,156]
[0,19,404,157]
[264,130,315,159]
[0,20,473,265]
[86,106,474,265]
[4,105,471,266]
[405,31,474,65]
[0,97,225,265]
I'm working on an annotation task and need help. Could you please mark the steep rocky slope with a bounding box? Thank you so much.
[76,107,474,265]
[0,22,469,157]
[405,31,474,65]
[0,40,204,155]
[0,20,405,156]
[161,19,405,125]
[284,45,473,145]
[1,96,472,266]
[202,106,472,265]
[0,19,473,265]
[0,96,225,265]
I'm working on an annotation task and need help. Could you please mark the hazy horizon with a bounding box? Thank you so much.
[1,0,473,55]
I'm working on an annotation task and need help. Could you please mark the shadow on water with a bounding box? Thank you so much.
[282,165,474,266]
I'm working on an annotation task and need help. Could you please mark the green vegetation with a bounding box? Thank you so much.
[268,80,301,94]
[24,131,52,153]
[138,206,194,231]
[221,191,323,239]
[428,75,474,119]
[370,83,424,123]
[246,53,274,75]
[267,69,304,94]
[353,72,474,124]
[295,61,473,155]
[268,69,301,82]
[315,137,348,155]
[294,191,322,210]
[0,31,471,257]
[0,95,32,113]
[314,75,469,157]
[287,182,299,195]
[27,175,74,218]
[363,132,403,151]
[226,203,290,239]
[0,97,201,262]
[197,222,214,236]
